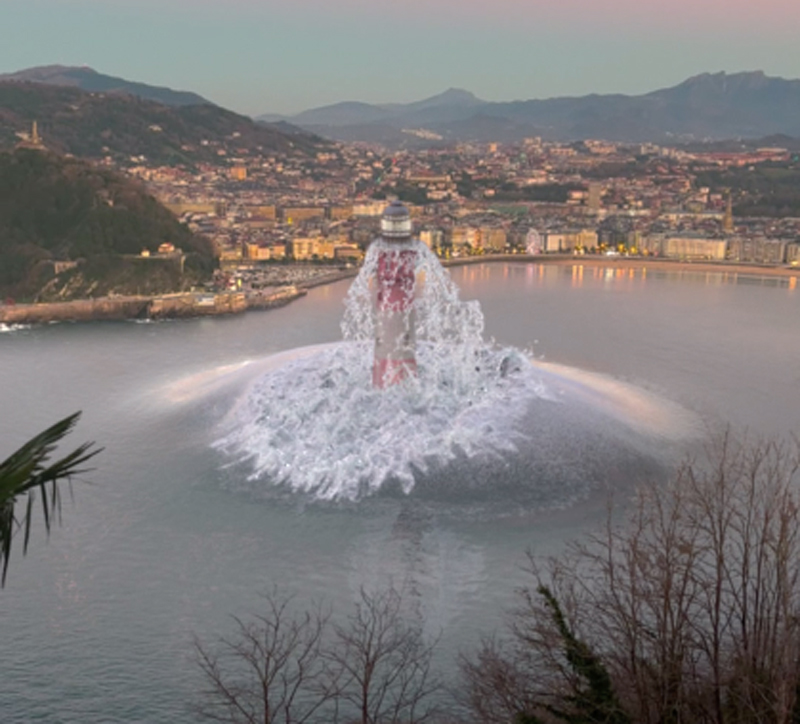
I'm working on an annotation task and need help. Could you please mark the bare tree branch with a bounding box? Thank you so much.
[326,585,443,724]
[194,590,335,724]
[461,433,800,724]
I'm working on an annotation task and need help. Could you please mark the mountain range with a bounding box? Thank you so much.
[0,65,212,107]
[259,72,800,146]
[3,65,800,151]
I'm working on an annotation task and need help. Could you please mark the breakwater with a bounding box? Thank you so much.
[0,286,305,325]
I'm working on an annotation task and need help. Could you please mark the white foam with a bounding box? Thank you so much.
[213,241,697,503]
[0,323,31,334]
[215,342,551,501]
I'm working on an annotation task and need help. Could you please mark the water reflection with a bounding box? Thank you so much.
[457,262,799,294]
[346,506,486,634]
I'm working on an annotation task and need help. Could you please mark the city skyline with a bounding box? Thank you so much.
[2,0,800,116]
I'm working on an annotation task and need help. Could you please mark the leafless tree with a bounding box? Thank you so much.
[461,433,800,724]
[194,585,444,724]
[327,585,443,724]
[194,590,336,724]
[458,633,547,724]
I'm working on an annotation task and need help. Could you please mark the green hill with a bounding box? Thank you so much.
[0,148,215,301]
[0,82,327,165]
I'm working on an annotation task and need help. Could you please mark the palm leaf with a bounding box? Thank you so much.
[0,412,101,586]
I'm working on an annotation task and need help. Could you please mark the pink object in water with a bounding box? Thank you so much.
[372,202,417,388]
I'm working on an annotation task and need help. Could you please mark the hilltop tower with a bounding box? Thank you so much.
[16,120,46,150]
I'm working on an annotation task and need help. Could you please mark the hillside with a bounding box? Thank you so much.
[266,71,800,146]
[0,148,214,301]
[0,83,327,165]
[0,65,212,107]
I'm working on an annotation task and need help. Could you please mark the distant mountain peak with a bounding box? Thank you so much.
[275,70,800,147]
[431,87,481,103]
[407,87,484,110]
[679,70,773,88]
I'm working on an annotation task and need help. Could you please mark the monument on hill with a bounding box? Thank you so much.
[15,121,46,150]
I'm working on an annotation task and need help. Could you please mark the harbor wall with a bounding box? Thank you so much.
[0,287,305,325]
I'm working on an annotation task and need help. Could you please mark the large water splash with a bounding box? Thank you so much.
[215,240,558,501]
[343,240,484,348]
[212,240,698,505]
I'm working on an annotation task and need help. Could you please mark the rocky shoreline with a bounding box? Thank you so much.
[0,286,305,326]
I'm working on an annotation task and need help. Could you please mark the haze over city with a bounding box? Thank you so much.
[3,0,800,114]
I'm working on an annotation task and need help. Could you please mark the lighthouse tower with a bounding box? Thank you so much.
[372,201,418,388]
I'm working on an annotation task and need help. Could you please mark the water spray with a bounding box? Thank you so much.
[214,208,693,502]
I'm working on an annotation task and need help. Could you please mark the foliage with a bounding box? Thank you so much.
[522,586,631,724]
[376,183,431,206]
[0,412,100,586]
[0,148,214,299]
[462,433,800,724]
[694,162,800,217]
[0,82,326,163]
[579,161,647,180]
[493,183,583,204]
[454,171,582,203]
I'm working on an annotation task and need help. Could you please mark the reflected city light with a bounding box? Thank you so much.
[456,261,798,295]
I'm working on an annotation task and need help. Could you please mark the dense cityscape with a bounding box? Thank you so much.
[121,133,800,290]
[3,69,800,309]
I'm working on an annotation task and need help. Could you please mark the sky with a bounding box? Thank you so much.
[2,0,800,116]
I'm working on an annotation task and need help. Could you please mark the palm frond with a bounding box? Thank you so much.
[0,412,101,586]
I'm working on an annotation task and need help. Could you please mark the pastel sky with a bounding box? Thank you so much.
[2,0,799,115]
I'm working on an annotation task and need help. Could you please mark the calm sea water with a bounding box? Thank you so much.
[0,262,798,722]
